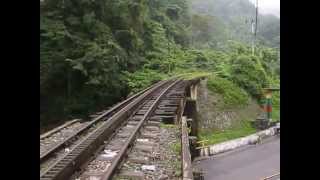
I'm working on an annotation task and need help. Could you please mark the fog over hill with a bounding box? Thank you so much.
[249,0,280,17]
[190,0,280,49]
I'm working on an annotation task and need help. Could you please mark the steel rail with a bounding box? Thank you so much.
[101,78,181,180]
[40,79,172,180]
[40,80,162,163]
[40,119,81,140]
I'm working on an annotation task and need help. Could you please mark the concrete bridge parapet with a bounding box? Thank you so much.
[177,78,204,180]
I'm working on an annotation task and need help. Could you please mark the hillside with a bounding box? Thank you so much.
[40,0,191,126]
[40,0,280,129]
[190,0,280,49]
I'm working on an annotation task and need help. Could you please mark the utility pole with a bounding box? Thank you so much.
[252,0,258,55]
[168,38,170,73]
[251,19,255,55]
[190,14,193,48]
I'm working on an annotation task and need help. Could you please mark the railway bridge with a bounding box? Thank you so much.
[40,77,204,180]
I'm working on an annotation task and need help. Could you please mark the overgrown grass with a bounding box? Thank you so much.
[170,142,181,155]
[198,119,257,145]
[170,142,182,177]
[160,123,178,129]
[173,162,182,176]
[178,72,212,80]
[127,71,211,94]
[161,122,182,177]
[207,76,249,109]
[272,108,280,122]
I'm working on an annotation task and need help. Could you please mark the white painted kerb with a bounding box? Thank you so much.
[200,125,279,156]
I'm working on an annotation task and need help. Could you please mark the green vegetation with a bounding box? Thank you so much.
[190,0,280,49]
[124,69,167,93]
[207,76,249,108]
[272,91,280,121]
[40,0,192,126]
[160,122,182,177]
[40,0,279,129]
[180,72,211,80]
[170,141,182,176]
[173,161,182,177]
[160,123,178,129]
[199,119,257,145]
[229,54,269,97]
[170,142,181,155]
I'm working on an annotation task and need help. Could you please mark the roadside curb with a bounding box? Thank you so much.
[199,124,280,156]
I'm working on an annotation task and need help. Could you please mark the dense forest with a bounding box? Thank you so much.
[40,0,280,128]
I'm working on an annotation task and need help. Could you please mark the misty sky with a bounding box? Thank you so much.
[249,0,280,18]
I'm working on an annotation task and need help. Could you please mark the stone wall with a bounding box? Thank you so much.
[196,79,261,131]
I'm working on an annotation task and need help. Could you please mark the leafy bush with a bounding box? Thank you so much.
[124,69,167,93]
[229,55,269,97]
[207,76,249,108]
[270,78,280,121]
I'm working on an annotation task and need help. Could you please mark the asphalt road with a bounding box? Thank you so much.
[194,136,280,180]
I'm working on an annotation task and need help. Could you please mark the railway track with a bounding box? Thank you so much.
[40,119,82,140]
[40,78,182,180]
[40,120,88,158]
[40,80,164,174]
[111,81,187,180]
[77,79,186,180]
